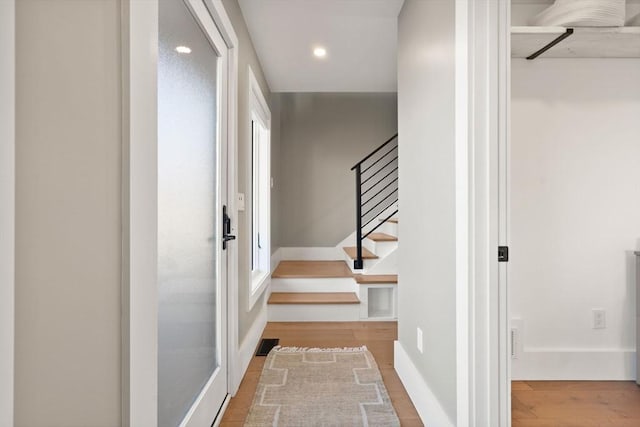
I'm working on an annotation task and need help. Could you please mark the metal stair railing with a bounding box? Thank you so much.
[350,134,398,269]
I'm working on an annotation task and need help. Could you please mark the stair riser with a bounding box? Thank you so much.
[270,278,357,293]
[344,253,378,273]
[363,239,397,256]
[377,222,398,237]
[267,304,361,322]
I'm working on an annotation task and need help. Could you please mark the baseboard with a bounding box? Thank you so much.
[279,247,343,261]
[394,341,454,427]
[212,394,231,427]
[235,304,267,392]
[512,349,636,380]
[271,247,282,273]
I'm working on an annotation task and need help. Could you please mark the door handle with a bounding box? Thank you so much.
[223,205,235,250]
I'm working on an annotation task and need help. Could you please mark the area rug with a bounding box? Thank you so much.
[244,346,400,427]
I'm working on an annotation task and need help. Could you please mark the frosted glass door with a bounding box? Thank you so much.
[158,0,226,425]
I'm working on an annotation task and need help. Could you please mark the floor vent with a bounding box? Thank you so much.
[255,338,279,356]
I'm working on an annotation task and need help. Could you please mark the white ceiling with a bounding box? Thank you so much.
[237,0,404,93]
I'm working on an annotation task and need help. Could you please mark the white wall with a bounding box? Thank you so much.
[397,0,458,424]
[510,59,640,379]
[0,1,15,425]
[15,0,122,425]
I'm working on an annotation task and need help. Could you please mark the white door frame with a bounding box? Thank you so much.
[462,0,511,425]
[122,0,239,425]
[0,1,15,425]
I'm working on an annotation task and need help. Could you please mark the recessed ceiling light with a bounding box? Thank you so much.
[175,46,192,54]
[313,47,327,58]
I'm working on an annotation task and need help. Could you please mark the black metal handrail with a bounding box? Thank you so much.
[352,134,398,269]
[351,134,399,171]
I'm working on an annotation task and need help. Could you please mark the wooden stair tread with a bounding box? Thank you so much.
[272,261,353,278]
[354,274,398,284]
[380,218,398,224]
[366,232,397,242]
[342,246,379,260]
[379,217,398,224]
[268,292,360,305]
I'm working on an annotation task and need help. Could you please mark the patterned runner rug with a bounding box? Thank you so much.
[244,346,400,426]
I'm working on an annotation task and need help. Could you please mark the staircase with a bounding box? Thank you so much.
[267,135,399,322]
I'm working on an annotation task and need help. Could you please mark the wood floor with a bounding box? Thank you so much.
[512,380,640,426]
[219,321,423,426]
[219,321,640,427]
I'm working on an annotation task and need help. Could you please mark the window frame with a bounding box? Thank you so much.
[247,66,271,310]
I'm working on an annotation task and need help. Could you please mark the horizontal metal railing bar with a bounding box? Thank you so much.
[361,156,398,186]
[362,168,398,197]
[351,134,398,171]
[362,188,398,219]
[361,204,398,232]
[361,145,398,174]
[362,178,398,206]
[362,208,399,240]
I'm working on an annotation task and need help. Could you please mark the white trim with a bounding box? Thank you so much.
[270,247,282,273]
[248,67,271,123]
[268,304,361,322]
[200,0,242,397]
[212,395,231,427]
[0,1,15,425]
[249,270,269,310]
[121,1,158,425]
[459,0,511,425]
[394,341,455,427]
[279,247,343,261]
[248,66,271,311]
[512,349,636,380]
[455,0,470,424]
[497,0,512,424]
[235,302,267,393]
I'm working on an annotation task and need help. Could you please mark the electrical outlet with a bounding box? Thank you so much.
[593,309,606,329]
[417,327,423,354]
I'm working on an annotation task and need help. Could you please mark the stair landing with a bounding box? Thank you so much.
[272,260,353,278]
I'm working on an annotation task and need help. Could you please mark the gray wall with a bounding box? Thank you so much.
[397,0,457,422]
[275,92,397,247]
[270,94,282,252]
[221,0,272,343]
[15,0,122,425]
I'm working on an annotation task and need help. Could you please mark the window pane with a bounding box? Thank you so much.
[158,0,219,425]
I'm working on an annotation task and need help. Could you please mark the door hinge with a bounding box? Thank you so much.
[498,246,509,262]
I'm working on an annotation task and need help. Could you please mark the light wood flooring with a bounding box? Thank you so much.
[219,321,423,426]
[512,380,640,426]
[219,321,640,427]
[271,260,353,278]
